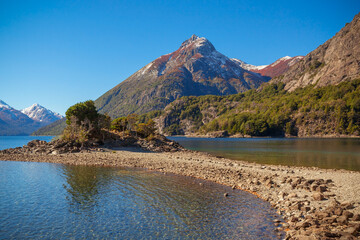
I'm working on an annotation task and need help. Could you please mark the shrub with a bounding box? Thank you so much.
[111,117,128,132]
[65,100,99,127]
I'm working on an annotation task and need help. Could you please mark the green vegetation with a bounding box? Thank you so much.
[62,100,111,143]
[61,101,157,143]
[161,79,360,137]
[111,114,156,138]
[65,100,100,126]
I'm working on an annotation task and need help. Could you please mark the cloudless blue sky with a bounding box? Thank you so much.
[1,0,359,115]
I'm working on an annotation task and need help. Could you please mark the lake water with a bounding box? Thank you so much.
[0,161,282,239]
[0,136,283,239]
[169,137,360,171]
[0,136,54,150]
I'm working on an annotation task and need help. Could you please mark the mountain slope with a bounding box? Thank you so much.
[31,118,67,136]
[95,35,269,118]
[232,56,304,78]
[271,13,360,91]
[21,103,63,124]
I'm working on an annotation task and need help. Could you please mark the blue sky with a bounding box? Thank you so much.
[1,0,359,115]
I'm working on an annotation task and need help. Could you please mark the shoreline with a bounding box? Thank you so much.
[1,148,360,239]
[169,134,360,139]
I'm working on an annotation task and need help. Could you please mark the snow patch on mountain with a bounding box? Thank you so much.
[288,56,305,66]
[0,100,12,109]
[269,56,293,67]
[231,58,268,71]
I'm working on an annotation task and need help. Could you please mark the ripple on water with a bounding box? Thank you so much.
[0,161,284,239]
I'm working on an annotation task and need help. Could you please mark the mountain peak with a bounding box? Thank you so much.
[189,34,199,41]
[21,103,63,123]
[95,34,268,118]
[180,35,215,54]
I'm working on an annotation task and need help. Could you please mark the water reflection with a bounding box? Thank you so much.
[170,137,360,171]
[55,164,283,239]
[60,165,113,210]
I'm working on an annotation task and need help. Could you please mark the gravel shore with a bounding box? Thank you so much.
[1,148,360,239]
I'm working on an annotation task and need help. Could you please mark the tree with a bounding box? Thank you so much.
[98,113,111,130]
[65,100,99,128]
[63,100,102,143]
[136,119,156,137]
[111,117,128,132]
[126,114,139,131]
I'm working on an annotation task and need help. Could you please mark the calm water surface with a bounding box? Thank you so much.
[169,137,360,171]
[0,161,282,239]
[0,136,54,150]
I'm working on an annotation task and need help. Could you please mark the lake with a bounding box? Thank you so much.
[0,135,54,150]
[0,161,282,239]
[169,137,360,171]
[0,137,283,239]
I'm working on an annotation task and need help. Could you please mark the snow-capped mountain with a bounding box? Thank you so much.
[0,100,63,135]
[232,56,304,78]
[95,34,269,117]
[21,103,63,124]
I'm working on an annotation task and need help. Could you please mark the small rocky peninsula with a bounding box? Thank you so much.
[1,131,183,155]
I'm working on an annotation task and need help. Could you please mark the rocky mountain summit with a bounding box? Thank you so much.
[22,103,63,124]
[271,13,360,91]
[95,35,269,118]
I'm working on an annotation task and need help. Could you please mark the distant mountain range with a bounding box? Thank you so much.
[0,100,63,135]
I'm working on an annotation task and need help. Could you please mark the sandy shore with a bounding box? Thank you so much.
[1,148,360,239]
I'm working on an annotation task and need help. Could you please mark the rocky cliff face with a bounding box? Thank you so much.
[271,13,360,91]
[95,35,269,118]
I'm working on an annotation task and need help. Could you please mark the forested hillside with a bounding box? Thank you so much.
[156,79,360,137]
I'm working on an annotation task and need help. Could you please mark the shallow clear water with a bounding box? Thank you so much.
[0,161,283,239]
[0,136,54,150]
[169,137,360,171]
